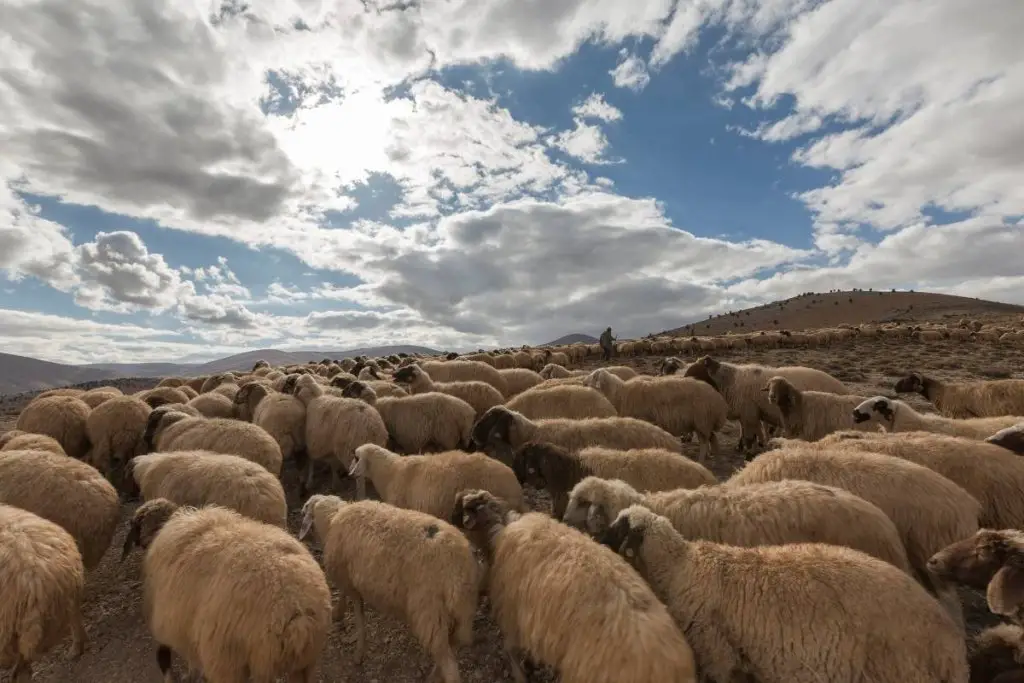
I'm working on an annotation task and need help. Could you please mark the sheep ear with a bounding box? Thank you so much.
[987,563,1024,616]
[120,519,141,562]
[298,508,315,541]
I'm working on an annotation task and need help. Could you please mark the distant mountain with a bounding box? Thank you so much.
[544,333,599,346]
[660,290,1024,337]
[0,344,441,397]
[0,352,120,395]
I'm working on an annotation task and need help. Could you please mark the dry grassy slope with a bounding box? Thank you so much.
[3,320,1024,682]
[663,290,1024,337]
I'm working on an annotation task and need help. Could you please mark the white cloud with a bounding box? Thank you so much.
[550,121,617,164]
[572,93,623,122]
[610,49,652,92]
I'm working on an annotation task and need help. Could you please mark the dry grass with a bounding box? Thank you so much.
[3,324,1024,681]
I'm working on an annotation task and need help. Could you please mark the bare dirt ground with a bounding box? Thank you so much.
[3,332,1024,682]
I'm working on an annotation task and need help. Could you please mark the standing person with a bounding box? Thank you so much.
[599,326,615,361]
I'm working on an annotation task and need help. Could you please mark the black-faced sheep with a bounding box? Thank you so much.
[683,355,849,453]
[341,381,475,454]
[349,444,524,519]
[504,384,617,420]
[601,505,968,683]
[0,504,86,682]
[567,477,912,573]
[0,450,120,570]
[144,408,283,476]
[989,422,1024,454]
[453,490,697,683]
[16,395,91,460]
[586,369,728,462]
[763,376,874,441]
[852,396,1024,439]
[299,495,479,682]
[895,372,1024,418]
[392,364,504,419]
[121,499,331,683]
[471,405,682,464]
[129,451,287,527]
[512,441,714,519]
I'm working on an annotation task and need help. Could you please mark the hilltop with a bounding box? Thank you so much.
[544,333,599,346]
[661,290,1024,337]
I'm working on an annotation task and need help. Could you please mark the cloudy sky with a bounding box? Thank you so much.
[1,0,1021,364]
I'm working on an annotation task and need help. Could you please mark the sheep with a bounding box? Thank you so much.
[280,374,387,494]
[349,444,524,519]
[852,396,1024,439]
[0,450,120,570]
[452,490,697,683]
[392,364,504,419]
[79,388,121,409]
[129,451,287,527]
[84,395,151,492]
[763,375,874,441]
[658,357,685,376]
[988,422,1024,454]
[185,391,235,419]
[504,384,617,420]
[329,373,408,398]
[30,388,84,401]
[730,445,980,628]
[177,385,199,400]
[683,355,849,453]
[199,373,235,394]
[538,348,570,369]
[471,406,683,465]
[513,441,715,518]
[895,372,1024,418]
[144,409,283,476]
[538,363,585,380]
[418,360,509,396]
[495,368,541,397]
[566,477,912,573]
[964,623,1024,683]
[298,495,479,681]
[15,395,91,460]
[136,386,191,408]
[586,369,727,463]
[807,430,1024,529]
[0,431,66,455]
[601,505,968,683]
[233,383,306,464]
[341,381,475,454]
[121,499,331,683]
[0,504,86,682]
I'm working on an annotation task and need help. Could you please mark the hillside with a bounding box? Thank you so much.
[661,290,1024,337]
[0,344,441,396]
[0,352,120,395]
[544,333,599,345]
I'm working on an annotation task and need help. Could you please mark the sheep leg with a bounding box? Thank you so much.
[287,668,317,683]
[70,607,87,658]
[10,657,31,683]
[329,462,343,491]
[301,460,316,497]
[352,594,367,665]
[155,645,176,683]
[503,647,528,683]
[709,432,720,457]
[426,645,461,683]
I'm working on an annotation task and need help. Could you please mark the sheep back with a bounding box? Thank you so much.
[156,417,283,476]
[85,396,151,477]
[505,385,617,420]
[16,395,91,460]
[0,432,67,456]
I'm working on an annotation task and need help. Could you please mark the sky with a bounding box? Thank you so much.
[1,0,1022,365]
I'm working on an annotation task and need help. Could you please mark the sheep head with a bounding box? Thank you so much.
[121,498,180,561]
[563,476,627,535]
[392,365,421,385]
[852,397,895,427]
[584,369,611,392]
[281,374,301,395]
[928,529,1024,618]
[682,357,719,390]
[659,357,683,376]
[298,494,346,542]
[341,380,376,404]
[763,376,801,417]
[987,423,1024,455]
[893,372,926,395]
[452,489,506,536]
[446,352,459,360]
[599,505,662,571]
[252,359,270,372]
[472,406,519,459]
[143,407,187,452]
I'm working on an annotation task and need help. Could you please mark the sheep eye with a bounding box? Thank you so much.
[527,467,536,474]
[625,548,635,558]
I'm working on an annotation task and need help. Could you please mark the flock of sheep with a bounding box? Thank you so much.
[3,337,1024,682]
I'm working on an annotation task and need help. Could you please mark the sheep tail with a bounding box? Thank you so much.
[276,607,326,665]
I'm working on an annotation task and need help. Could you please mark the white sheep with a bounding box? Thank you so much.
[894,371,1024,418]
[763,375,875,441]
[0,503,86,682]
[987,421,1024,454]
[121,499,332,683]
[453,490,697,683]
[852,396,1024,439]
[298,495,479,681]
[504,384,617,420]
[586,369,727,462]
[392,364,504,419]
[144,409,283,476]
[601,505,968,683]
